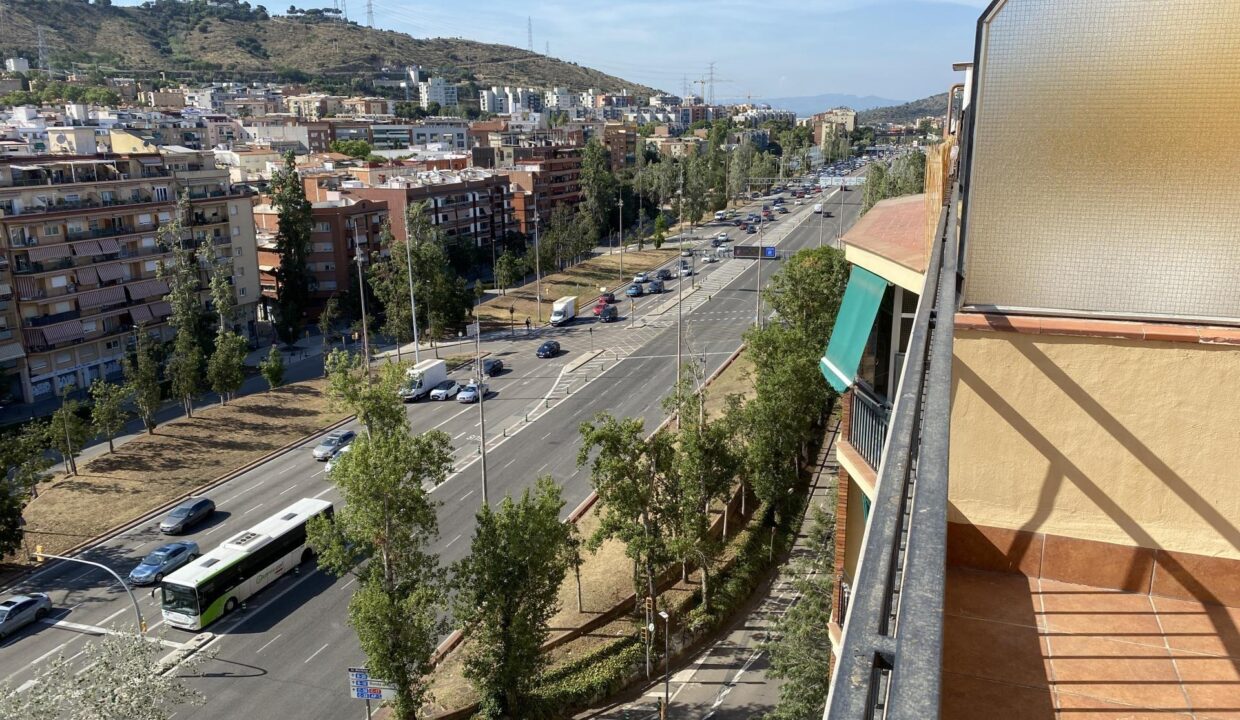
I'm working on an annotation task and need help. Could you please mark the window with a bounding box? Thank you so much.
[50,275,67,288]
[137,213,152,225]
[29,358,47,371]
[158,212,171,223]
[239,287,246,297]
[53,301,72,314]
[81,320,97,334]
[315,222,331,233]
[237,266,244,276]
[145,260,158,272]
[55,352,72,364]
[232,226,239,237]
[43,224,60,237]
[154,187,170,202]
[229,205,237,216]
[105,339,120,351]
[234,246,242,256]
[142,236,156,247]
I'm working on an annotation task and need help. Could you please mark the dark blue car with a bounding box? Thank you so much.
[625,283,644,297]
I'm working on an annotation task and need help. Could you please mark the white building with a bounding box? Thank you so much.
[4,58,30,73]
[419,77,458,110]
[544,87,578,111]
[479,88,508,114]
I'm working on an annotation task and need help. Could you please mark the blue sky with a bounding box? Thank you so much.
[363,0,985,101]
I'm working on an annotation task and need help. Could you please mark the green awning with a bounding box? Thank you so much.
[820,266,887,392]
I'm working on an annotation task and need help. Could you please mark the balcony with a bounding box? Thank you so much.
[12,258,74,276]
[25,309,80,327]
[66,226,136,241]
[849,386,890,471]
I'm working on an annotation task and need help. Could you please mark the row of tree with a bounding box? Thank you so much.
[861,150,928,214]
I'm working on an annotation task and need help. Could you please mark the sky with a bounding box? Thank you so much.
[362,0,986,102]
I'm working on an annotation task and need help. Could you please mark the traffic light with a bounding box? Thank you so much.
[640,625,649,643]
[644,596,654,614]
[32,544,44,564]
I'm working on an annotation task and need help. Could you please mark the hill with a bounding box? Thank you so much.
[733,92,903,117]
[857,93,949,125]
[0,0,657,96]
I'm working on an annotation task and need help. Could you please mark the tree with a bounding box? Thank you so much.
[259,345,285,392]
[157,193,204,418]
[201,236,245,404]
[763,246,850,343]
[366,221,414,361]
[0,422,53,554]
[48,400,90,477]
[652,213,669,248]
[682,154,709,227]
[0,631,205,720]
[579,137,618,243]
[309,356,452,720]
[493,249,521,295]
[403,202,470,350]
[271,152,314,345]
[452,477,573,717]
[329,138,373,159]
[89,380,129,454]
[318,295,340,352]
[762,507,835,720]
[124,328,162,434]
[323,350,407,433]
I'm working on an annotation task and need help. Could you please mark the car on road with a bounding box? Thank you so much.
[128,541,199,585]
[313,430,357,460]
[680,248,693,257]
[711,237,724,248]
[746,225,758,234]
[633,272,650,283]
[625,283,644,297]
[655,268,673,281]
[597,291,616,304]
[457,381,489,403]
[701,254,718,264]
[679,262,693,277]
[777,206,790,214]
[481,358,505,376]
[159,497,216,535]
[593,301,608,316]
[0,593,52,639]
[598,304,619,322]
[325,443,352,475]
[536,340,561,358]
[429,379,462,401]
[795,199,804,205]
[716,232,729,242]
[648,279,665,293]
[732,218,743,226]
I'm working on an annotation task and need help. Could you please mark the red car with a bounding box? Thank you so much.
[598,291,616,304]
[593,301,607,316]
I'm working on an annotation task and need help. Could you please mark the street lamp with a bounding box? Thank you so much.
[473,321,489,506]
[404,225,421,364]
[617,195,625,280]
[34,551,145,636]
[533,204,543,324]
[658,610,671,715]
[355,246,370,371]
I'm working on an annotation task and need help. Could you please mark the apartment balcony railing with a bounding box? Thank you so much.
[8,168,169,188]
[850,386,891,472]
[0,328,12,341]
[12,258,74,276]
[25,309,80,327]
[66,226,136,241]
[824,183,959,720]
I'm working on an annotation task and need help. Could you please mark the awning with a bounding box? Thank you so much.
[97,238,121,254]
[75,265,100,286]
[26,243,72,262]
[41,320,84,346]
[78,285,127,309]
[96,263,126,283]
[14,277,38,300]
[129,304,153,324]
[71,239,103,256]
[820,266,888,393]
[0,282,10,299]
[126,277,169,301]
[0,342,24,363]
[149,301,172,319]
[137,156,163,165]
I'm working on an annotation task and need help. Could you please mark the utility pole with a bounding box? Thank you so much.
[755,214,763,328]
[475,322,488,506]
[365,0,373,26]
[527,16,534,53]
[404,230,420,364]
[545,41,550,56]
[707,61,716,105]
[355,247,370,373]
[533,205,543,323]
[341,0,348,21]
[617,195,624,280]
[37,26,50,79]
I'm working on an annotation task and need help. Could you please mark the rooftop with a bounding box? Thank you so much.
[842,193,928,274]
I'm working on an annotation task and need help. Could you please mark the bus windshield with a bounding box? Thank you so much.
[161,584,199,615]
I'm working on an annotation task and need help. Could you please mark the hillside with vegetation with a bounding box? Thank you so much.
[0,0,657,96]
[857,92,949,125]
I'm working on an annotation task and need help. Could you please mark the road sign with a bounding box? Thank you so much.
[818,176,866,188]
[763,246,778,259]
[346,668,397,701]
[733,245,779,260]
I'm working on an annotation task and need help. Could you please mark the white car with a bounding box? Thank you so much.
[701,254,718,264]
[325,443,352,475]
[715,232,728,242]
[633,272,650,284]
[680,265,693,277]
[457,382,489,403]
[429,379,462,401]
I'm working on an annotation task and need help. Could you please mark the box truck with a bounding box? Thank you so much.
[550,296,577,326]
[398,358,446,402]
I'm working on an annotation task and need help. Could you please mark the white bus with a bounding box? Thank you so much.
[160,498,333,630]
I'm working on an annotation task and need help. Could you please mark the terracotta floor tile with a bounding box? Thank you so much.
[1171,652,1240,720]
[946,567,1043,628]
[1055,692,1194,719]
[943,614,1053,688]
[1039,580,1163,647]
[941,671,1056,720]
[1048,634,1189,709]
[1154,595,1240,659]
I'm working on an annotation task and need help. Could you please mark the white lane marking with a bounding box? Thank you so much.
[74,660,99,676]
[219,482,264,505]
[312,487,333,500]
[311,469,324,477]
[304,642,330,664]
[99,606,128,625]
[29,640,70,668]
[203,524,224,536]
[15,679,37,693]
[65,568,94,584]
[453,431,468,440]
[458,489,474,502]
[41,618,180,647]
[242,503,264,516]
[278,486,296,495]
[537,463,549,474]
[341,577,356,591]
[444,534,462,548]
[431,405,472,430]
[255,633,283,654]
[278,466,293,475]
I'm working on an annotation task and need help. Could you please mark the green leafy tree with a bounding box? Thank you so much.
[323,350,408,433]
[727,141,757,200]
[493,249,521,295]
[271,152,314,345]
[318,295,340,351]
[0,422,53,554]
[652,213,669,248]
[89,380,129,453]
[157,193,204,418]
[682,154,709,227]
[452,477,573,718]
[366,221,414,361]
[124,327,162,434]
[579,137,618,243]
[309,356,452,720]
[763,246,850,343]
[259,345,285,392]
[201,236,245,404]
[762,507,836,720]
[48,400,90,477]
[329,138,373,159]
[403,202,470,352]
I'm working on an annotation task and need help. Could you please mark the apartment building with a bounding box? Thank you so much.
[502,146,583,235]
[253,196,387,318]
[823,2,1240,718]
[418,78,458,110]
[0,149,258,404]
[601,122,638,171]
[284,94,345,121]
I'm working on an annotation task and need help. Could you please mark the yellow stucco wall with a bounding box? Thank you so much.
[950,329,1240,560]
[843,476,868,583]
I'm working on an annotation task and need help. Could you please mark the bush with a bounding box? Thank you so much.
[527,636,645,718]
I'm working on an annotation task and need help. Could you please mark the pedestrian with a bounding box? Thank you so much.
[525,317,532,334]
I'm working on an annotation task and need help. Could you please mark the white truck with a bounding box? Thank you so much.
[398,358,446,402]
[550,296,577,326]
[813,203,824,214]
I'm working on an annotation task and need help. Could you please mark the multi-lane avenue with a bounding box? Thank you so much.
[0,178,866,719]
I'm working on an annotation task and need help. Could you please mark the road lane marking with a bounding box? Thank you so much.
[15,679,37,692]
[220,482,264,504]
[99,607,128,625]
[304,642,330,663]
[312,487,333,499]
[255,633,283,654]
[278,485,296,495]
[242,503,265,516]
[431,405,472,430]
[312,469,325,477]
[278,466,293,474]
[29,640,70,668]
[341,577,356,591]
[445,534,462,548]
[453,431,468,440]
[203,524,224,536]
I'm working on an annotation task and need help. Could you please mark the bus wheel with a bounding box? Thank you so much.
[301,548,316,565]
[225,597,238,614]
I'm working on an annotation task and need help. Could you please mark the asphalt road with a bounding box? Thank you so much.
[0,175,866,719]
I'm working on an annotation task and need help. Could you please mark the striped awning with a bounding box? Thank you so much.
[150,301,172,319]
[126,277,168,301]
[70,239,103,256]
[14,276,38,300]
[22,328,46,347]
[129,304,153,324]
[0,282,10,299]
[26,243,72,262]
[41,320,83,346]
[78,285,127,309]
[75,265,100,286]
[97,238,121,254]
[97,263,126,283]
[0,342,23,362]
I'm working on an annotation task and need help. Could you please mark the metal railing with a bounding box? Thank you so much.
[850,386,891,472]
[823,183,959,720]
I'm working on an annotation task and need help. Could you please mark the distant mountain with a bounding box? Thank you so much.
[857,93,950,125]
[0,0,656,96]
[727,93,905,117]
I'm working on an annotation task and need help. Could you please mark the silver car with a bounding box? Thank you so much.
[159,497,215,535]
[0,593,52,640]
[429,379,462,401]
[128,541,199,586]
[313,430,356,460]
[457,382,489,403]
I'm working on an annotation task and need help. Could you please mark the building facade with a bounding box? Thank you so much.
[503,146,583,235]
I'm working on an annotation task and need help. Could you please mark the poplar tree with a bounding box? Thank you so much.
[271,151,313,345]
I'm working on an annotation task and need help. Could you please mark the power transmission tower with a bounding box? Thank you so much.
[682,74,688,100]
[545,41,549,56]
[366,0,373,27]
[37,26,50,78]
[707,61,716,105]
[527,16,533,53]
[340,0,348,21]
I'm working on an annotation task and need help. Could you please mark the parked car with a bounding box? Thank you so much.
[429,379,462,401]
[128,541,199,586]
[648,279,665,293]
[633,272,650,283]
[457,381,489,403]
[0,593,51,639]
[625,283,644,297]
[536,340,561,358]
[598,291,616,304]
[598,304,619,322]
[325,444,352,475]
[313,430,357,460]
[481,358,504,376]
[655,268,673,281]
[159,497,215,535]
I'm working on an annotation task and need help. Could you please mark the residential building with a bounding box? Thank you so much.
[543,87,578,111]
[823,3,1240,718]
[213,147,283,183]
[0,149,258,404]
[418,77,458,110]
[253,195,387,318]
[342,97,394,116]
[502,146,583,235]
[142,90,186,109]
[284,94,345,121]
[809,107,856,146]
[601,122,638,170]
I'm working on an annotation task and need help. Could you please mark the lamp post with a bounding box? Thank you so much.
[473,321,488,506]
[35,551,144,636]
[617,195,625,280]
[658,610,671,716]
[533,205,543,324]
[355,246,370,371]
[404,227,420,364]
[755,215,763,328]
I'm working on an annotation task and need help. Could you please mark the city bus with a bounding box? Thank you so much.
[160,498,333,630]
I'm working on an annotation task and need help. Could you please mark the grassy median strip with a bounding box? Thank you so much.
[7,381,347,566]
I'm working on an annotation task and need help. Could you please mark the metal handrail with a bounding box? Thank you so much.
[850,386,891,471]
